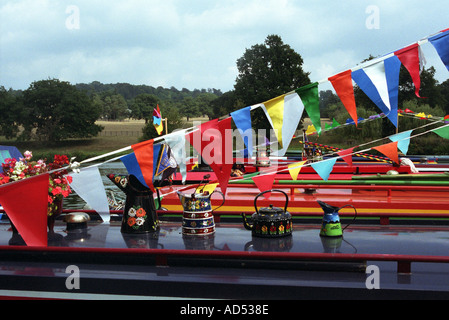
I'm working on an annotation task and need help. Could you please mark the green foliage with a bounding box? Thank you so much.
[21,79,103,142]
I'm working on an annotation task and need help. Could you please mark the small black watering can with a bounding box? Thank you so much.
[242,189,292,238]
[107,174,161,234]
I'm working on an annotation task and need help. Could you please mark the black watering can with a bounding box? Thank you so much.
[108,174,161,234]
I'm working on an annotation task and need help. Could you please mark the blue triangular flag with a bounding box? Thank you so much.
[311,158,337,181]
[429,30,449,72]
[389,130,412,155]
[230,106,253,158]
[120,153,148,188]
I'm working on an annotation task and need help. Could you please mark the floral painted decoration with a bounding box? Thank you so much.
[0,151,72,216]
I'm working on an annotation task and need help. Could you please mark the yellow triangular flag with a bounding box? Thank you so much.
[196,183,218,194]
[306,125,317,135]
[263,94,286,147]
[288,161,307,180]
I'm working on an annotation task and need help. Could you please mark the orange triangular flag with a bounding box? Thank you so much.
[329,70,358,126]
[373,142,399,164]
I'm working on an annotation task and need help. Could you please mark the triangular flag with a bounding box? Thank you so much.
[252,170,277,199]
[373,141,399,164]
[288,161,307,180]
[311,158,337,181]
[0,174,49,246]
[196,183,218,195]
[395,43,423,98]
[230,106,253,158]
[306,125,316,135]
[279,93,305,156]
[263,94,286,147]
[153,105,164,135]
[131,139,156,192]
[164,130,187,184]
[188,118,233,194]
[429,30,449,72]
[296,82,321,135]
[389,130,412,155]
[352,56,401,128]
[337,147,354,166]
[433,126,449,140]
[68,167,110,223]
[329,70,358,126]
[332,118,340,128]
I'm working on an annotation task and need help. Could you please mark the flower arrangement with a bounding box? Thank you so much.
[0,151,73,216]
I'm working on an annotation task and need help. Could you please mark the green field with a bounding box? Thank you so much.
[0,117,210,162]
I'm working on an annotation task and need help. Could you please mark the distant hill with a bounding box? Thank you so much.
[75,81,224,101]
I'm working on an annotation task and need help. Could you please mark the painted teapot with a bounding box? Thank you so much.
[177,188,225,236]
[242,189,292,238]
[107,174,161,234]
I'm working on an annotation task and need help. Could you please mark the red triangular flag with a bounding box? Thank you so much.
[0,174,49,247]
[188,118,233,194]
[373,142,399,164]
[395,44,423,98]
[337,147,354,166]
[329,70,358,126]
[252,169,277,199]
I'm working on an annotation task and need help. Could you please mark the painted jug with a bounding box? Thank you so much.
[108,174,161,234]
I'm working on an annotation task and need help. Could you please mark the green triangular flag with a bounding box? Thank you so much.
[332,118,340,128]
[296,83,321,135]
[325,123,332,131]
[433,126,449,140]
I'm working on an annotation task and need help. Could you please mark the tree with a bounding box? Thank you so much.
[0,86,23,139]
[21,79,103,142]
[234,34,311,106]
[234,35,311,129]
[130,93,160,123]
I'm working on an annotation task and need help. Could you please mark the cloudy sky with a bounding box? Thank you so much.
[1,0,449,93]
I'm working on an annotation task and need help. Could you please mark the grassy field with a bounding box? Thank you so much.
[0,117,211,161]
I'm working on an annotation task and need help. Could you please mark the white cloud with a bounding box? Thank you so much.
[1,0,449,92]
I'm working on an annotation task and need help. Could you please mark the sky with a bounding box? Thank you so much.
[1,0,449,93]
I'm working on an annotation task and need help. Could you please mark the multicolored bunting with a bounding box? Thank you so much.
[153,105,164,135]
[296,82,321,135]
[288,160,307,180]
[394,43,424,98]
[0,174,49,247]
[429,30,449,72]
[329,70,358,126]
[68,167,110,223]
[164,130,187,184]
[373,141,399,164]
[230,106,253,158]
[311,158,337,181]
[389,130,413,155]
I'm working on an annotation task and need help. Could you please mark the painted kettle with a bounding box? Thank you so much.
[242,189,292,238]
[317,200,357,237]
[107,174,161,234]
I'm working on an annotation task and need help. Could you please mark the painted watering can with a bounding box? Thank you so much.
[107,174,161,234]
[242,190,292,238]
[177,180,225,236]
[317,200,357,237]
